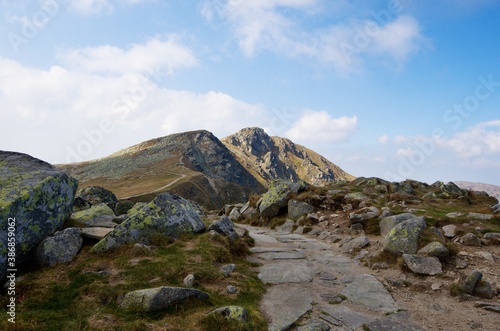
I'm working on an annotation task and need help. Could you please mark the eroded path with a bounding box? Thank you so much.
[238,224,425,331]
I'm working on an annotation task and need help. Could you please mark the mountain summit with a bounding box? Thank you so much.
[58,128,354,209]
[221,127,354,186]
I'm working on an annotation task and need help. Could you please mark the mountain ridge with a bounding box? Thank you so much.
[57,127,353,209]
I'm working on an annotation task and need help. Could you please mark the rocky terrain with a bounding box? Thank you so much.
[456,181,500,202]
[57,128,353,210]
[2,144,500,330]
[221,127,354,186]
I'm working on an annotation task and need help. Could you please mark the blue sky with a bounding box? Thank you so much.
[1,0,500,185]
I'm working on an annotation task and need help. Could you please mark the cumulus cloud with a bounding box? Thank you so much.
[0,52,273,163]
[204,0,428,72]
[285,111,357,143]
[60,35,198,76]
[437,120,500,158]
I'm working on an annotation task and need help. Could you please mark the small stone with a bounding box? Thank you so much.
[320,293,345,304]
[183,274,195,287]
[474,281,494,299]
[454,257,468,269]
[226,285,237,294]
[130,259,140,266]
[297,319,331,331]
[462,270,482,294]
[417,241,450,259]
[484,232,500,245]
[208,306,248,323]
[461,233,482,246]
[442,224,457,238]
[431,282,443,291]
[220,264,237,276]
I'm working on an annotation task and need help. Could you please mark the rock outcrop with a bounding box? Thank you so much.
[222,127,355,186]
[0,151,78,280]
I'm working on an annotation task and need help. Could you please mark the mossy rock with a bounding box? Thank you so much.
[91,192,206,252]
[0,151,78,281]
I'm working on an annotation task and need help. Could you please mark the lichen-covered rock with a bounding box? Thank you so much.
[72,196,91,213]
[288,199,314,220]
[120,286,209,312]
[208,306,248,323]
[417,241,449,259]
[259,180,304,218]
[462,270,482,294]
[0,151,78,281]
[35,227,82,267]
[70,203,116,226]
[81,227,113,240]
[208,215,237,240]
[383,218,426,255]
[91,193,205,252]
[77,186,118,210]
[379,213,421,236]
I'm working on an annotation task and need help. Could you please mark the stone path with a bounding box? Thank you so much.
[238,224,425,331]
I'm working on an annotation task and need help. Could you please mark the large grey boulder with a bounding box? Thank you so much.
[461,233,481,246]
[259,180,304,218]
[379,213,421,236]
[91,193,206,252]
[288,199,314,220]
[402,254,442,276]
[383,218,426,255]
[35,228,82,267]
[208,215,237,240]
[120,286,209,312]
[0,151,78,281]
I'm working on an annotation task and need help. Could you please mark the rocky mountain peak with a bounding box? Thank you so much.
[223,127,275,158]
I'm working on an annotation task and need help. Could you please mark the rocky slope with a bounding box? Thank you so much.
[58,130,264,210]
[58,128,353,209]
[456,181,500,201]
[221,127,354,186]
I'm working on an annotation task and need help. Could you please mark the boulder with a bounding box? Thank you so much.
[341,236,370,253]
[259,180,303,218]
[402,254,442,276]
[35,228,83,267]
[70,203,116,227]
[114,200,135,216]
[120,286,209,312]
[77,186,118,210]
[0,151,78,281]
[72,196,91,213]
[493,204,500,214]
[462,270,482,294]
[442,224,457,238]
[473,282,495,299]
[91,193,206,253]
[349,206,380,225]
[208,216,237,240]
[288,200,314,220]
[461,233,482,246]
[484,232,500,245]
[379,213,420,236]
[207,306,248,323]
[228,207,242,221]
[383,218,426,255]
[417,241,449,260]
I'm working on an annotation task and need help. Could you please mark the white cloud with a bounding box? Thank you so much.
[0,54,271,164]
[437,120,500,158]
[68,0,113,16]
[378,134,389,144]
[285,110,357,143]
[206,0,428,72]
[60,35,198,76]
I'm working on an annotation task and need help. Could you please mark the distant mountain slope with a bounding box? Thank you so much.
[221,127,355,186]
[455,181,500,202]
[58,130,265,209]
